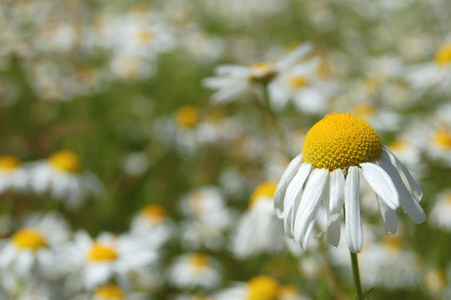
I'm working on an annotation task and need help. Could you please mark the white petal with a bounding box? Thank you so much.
[376,195,398,235]
[380,154,426,224]
[293,168,329,246]
[326,170,345,246]
[274,155,303,218]
[345,166,363,253]
[383,146,423,201]
[360,162,399,210]
[282,162,312,237]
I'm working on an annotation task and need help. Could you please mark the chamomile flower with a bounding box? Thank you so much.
[429,189,451,231]
[60,231,158,291]
[130,204,174,248]
[168,252,221,290]
[275,112,426,253]
[71,284,148,300]
[230,181,285,259]
[202,43,314,105]
[0,155,29,193]
[29,150,101,209]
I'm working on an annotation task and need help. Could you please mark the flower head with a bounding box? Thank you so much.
[275,112,426,253]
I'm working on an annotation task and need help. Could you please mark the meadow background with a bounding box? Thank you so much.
[1,0,451,299]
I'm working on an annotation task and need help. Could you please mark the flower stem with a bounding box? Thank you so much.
[260,83,290,155]
[350,251,364,300]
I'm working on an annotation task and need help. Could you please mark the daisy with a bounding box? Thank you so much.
[71,284,148,300]
[29,150,102,209]
[429,189,451,231]
[202,43,314,105]
[167,252,221,290]
[230,181,285,259]
[0,155,29,194]
[60,231,158,291]
[275,112,426,253]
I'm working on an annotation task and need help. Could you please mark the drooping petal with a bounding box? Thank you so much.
[379,154,426,224]
[345,166,363,253]
[383,146,423,201]
[293,168,329,246]
[360,162,399,210]
[376,194,398,235]
[274,155,303,218]
[327,169,345,247]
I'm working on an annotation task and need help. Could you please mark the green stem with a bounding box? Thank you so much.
[350,251,364,300]
[260,83,290,155]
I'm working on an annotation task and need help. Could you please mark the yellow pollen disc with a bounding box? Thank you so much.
[248,61,277,84]
[94,285,124,300]
[49,150,81,173]
[246,275,279,300]
[434,42,451,67]
[12,228,47,250]
[249,181,278,208]
[388,139,409,151]
[432,128,451,150]
[289,75,309,89]
[188,253,209,272]
[425,269,447,293]
[302,113,382,171]
[141,204,167,225]
[175,105,201,129]
[381,236,403,255]
[0,155,21,172]
[137,28,153,44]
[352,103,376,119]
[87,243,118,262]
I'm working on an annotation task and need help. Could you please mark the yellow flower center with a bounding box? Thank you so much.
[87,243,118,262]
[246,275,280,300]
[278,285,299,300]
[388,139,409,152]
[425,269,448,293]
[249,181,278,207]
[302,113,382,171]
[175,105,201,129]
[289,75,309,89]
[432,128,451,150]
[93,285,124,300]
[141,204,167,225]
[49,150,81,173]
[352,102,376,119]
[381,236,403,255]
[137,28,153,44]
[248,61,277,84]
[188,253,209,272]
[434,42,451,67]
[0,155,21,172]
[12,228,47,250]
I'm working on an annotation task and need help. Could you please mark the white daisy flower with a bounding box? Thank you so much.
[29,150,102,209]
[424,268,450,298]
[0,155,29,193]
[167,252,221,290]
[429,189,451,231]
[202,43,314,105]
[0,213,70,279]
[230,181,285,259]
[71,284,148,300]
[275,112,426,253]
[60,231,158,291]
[130,204,174,249]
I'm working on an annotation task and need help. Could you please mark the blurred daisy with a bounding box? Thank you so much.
[230,181,285,259]
[60,231,158,290]
[275,112,426,253]
[429,189,451,231]
[0,213,70,279]
[167,252,221,290]
[424,268,450,298]
[130,204,174,248]
[202,43,314,104]
[29,150,101,209]
[71,284,148,300]
[0,155,29,194]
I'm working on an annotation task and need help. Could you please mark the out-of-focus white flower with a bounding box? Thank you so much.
[202,44,314,105]
[275,113,425,253]
[130,204,173,249]
[60,231,158,291]
[71,284,148,300]
[230,181,285,259]
[167,252,221,290]
[424,268,451,299]
[0,155,29,193]
[0,213,70,279]
[29,150,102,209]
[430,189,451,231]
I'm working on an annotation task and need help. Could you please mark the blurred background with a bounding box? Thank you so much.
[1,0,451,299]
